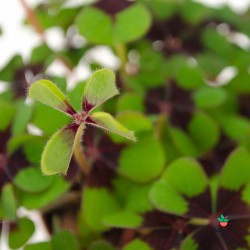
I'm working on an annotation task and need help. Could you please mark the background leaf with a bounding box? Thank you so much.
[118,136,165,182]
[113,3,151,43]
[8,217,35,249]
[103,211,143,229]
[122,239,153,250]
[76,7,113,44]
[220,147,250,190]
[14,167,53,193]
[1,183,17,221]
[51,231,79,250]
[24,242,52,250]
[0,99,15,131]
[162,157,207,197]
[76,4,151,44]
[150,180,188,215]
[11,100,33,135]
[192,86,228,108]
[82,188,120,232]
[19,177,69,209]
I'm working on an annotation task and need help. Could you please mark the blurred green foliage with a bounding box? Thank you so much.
[1,0,250,249]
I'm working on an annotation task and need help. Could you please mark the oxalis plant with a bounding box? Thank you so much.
[28,68,136,175]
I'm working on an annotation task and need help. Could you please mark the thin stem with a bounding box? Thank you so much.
[73,124,91,175]
[155,114,167,140]
[19,0,74,72]
[115,43,133,91]
[115,43,127,75]
[188,217,209,226]
[19,0,45,41]
[40,191,81,214]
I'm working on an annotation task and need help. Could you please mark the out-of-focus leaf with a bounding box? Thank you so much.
[181,1,210,24]
[181,236,198,250]
[23,137,46,165]
[51,231,79,250]
[82,68,118,111]
[113,3,151,43]
[220,147,250,190]
[175,65,205,90]
[24,242,52,250]
[12,100,33,135]
[1,183,17,221]
[188,111,219,153]
[226,72,250,94]
[8,217,35,249]
[89,112,136,141]
[14,167,53,193]
[68,81,86,112]
[147,1,177,20]
[122,239,153,250]
[32,102,71,135]
[103,211,143,229]
[76,7,113,44]
[29,79,76,116]
[162,157,207,197]
[192,86,228,108]
[242,182,250,205]
[116,93,145,113]
[82,188,120,232]
[30,44,53,65]
[7,134,40,155]
[88,241,115,250]
[49,76,67,92]
[196,52,227,78]
[20,177,69,209]
[118,136,165,182]
[149,180,188,215]
[220,115,250,141]
[76,4,151,44]
[0,99,15,131]
[113,177,153,213]
[170,128,199,157]
[0,55,23,82]
[202,28,233,58]
[41,123,83,175]
[36,7,79,30]
[126,43,168,90]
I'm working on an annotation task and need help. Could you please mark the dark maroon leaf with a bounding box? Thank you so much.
[94,0,132,17]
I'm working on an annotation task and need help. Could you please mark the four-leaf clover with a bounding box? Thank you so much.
[28,68,136,175]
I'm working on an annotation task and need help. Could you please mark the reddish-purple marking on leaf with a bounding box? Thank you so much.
[199,134,236,176]
[82,98,95,112]
[94,0,132,16]
[144,83,194,131]
[64,123,79,134]
[85,116,95,124]
[190,188,250,249]
[84,130,123,188]
[185,188,212,218]
[64,100,77,116]
[73,112,87,125]
[141,211,191,250]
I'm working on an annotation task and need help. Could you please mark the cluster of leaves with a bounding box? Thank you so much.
[1,0,250,249]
